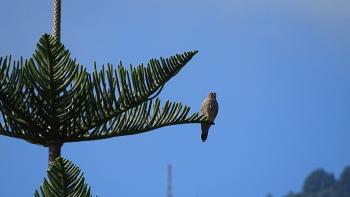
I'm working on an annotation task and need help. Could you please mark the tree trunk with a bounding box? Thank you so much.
[48,143,62,165]
[52,0,61,41]
[48,0,62,166]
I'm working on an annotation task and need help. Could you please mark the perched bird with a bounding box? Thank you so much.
[200,92,218,142]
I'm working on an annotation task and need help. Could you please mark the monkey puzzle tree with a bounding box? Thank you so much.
[0,0,214,196]
[0,35,205,163]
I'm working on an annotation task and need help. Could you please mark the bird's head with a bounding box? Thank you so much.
[208,92,216,98]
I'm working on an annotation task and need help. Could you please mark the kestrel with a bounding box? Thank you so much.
[200,92,218,142]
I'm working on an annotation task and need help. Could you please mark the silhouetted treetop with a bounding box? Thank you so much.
[280,166,350,197]
[303,169,335,194]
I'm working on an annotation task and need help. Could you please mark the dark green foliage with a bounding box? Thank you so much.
[34,157,94,197]
[283,166,350,197]
[336,167,350,197]
[0,34,210,146]
[303,169,335,194]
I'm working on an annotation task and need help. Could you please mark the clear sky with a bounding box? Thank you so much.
[1,0,350,196]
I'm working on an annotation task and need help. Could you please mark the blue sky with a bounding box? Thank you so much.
[1,0,350,196]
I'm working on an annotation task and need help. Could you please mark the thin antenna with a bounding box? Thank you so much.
[167,164,173,197]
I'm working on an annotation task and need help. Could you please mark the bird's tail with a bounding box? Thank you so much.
[201,124,210,142]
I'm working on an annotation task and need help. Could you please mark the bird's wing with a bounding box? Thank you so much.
[213,99,219,119]
[200,98,208,115]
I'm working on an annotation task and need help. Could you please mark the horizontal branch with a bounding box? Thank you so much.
[0,129,46,145]
[63,120,213,143]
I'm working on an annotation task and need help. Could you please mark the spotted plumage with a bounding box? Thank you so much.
[200,92,218,142]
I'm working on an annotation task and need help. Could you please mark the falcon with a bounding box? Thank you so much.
[200,92,218,142]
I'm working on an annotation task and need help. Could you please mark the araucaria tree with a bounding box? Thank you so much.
[0,35,207,163]
[1,0,215,196]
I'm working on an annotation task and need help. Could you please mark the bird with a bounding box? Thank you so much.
[200,92,218,142]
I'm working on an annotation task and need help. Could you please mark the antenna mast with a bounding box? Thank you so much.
[167,164,173,197]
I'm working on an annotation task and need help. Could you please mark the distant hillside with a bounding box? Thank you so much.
[267,166,350,197]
